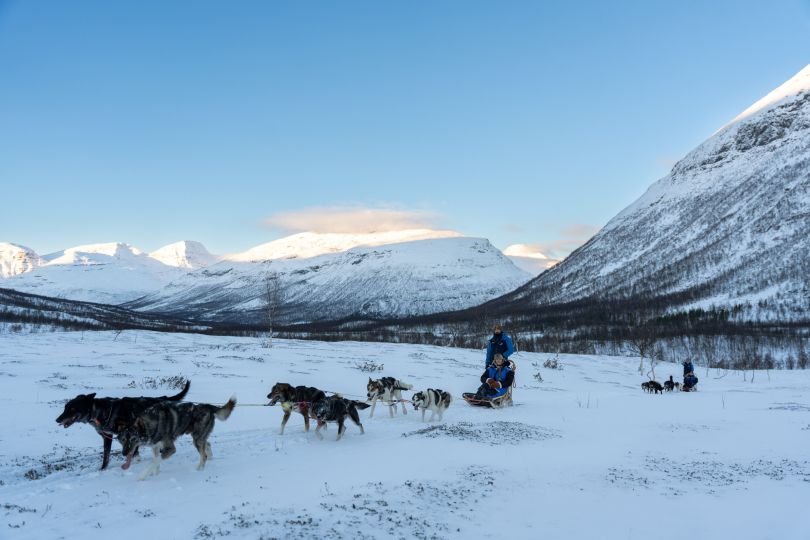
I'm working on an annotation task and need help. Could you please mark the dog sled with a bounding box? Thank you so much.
[463,360,516,408]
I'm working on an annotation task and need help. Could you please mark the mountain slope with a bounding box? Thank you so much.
[0,287,210,332]
[127,237,532,324]
[492,65,810,321]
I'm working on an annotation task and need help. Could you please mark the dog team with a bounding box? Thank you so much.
[55,376,451,480]
[641,360,700,395]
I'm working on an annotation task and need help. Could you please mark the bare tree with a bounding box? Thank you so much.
[626,328,656,379]
[263,269,281,348]
[799,345,809,370]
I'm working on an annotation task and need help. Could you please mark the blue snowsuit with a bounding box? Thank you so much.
[683,361,698,390]
[476,362,514,399]
[485,332,515,368]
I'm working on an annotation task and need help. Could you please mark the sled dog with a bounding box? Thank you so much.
[311,395,369,441]
[411,388,453,422]
[55,381,190,470]
[117,396,235,480]
[267,383,326,434]
[366,376,412,418]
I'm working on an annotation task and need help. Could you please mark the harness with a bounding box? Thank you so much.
[89,403,116,440]
[92,418,115,440]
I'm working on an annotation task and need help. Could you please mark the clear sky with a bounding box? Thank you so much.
[1,0,809,258]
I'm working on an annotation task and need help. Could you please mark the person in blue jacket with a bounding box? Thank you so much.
[485,324,515,368]
[474,353,514,401]
[682,359,699,391]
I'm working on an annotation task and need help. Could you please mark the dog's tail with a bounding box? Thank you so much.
[215,396,237,421]
[395,381,413,391]
[167,379,191,401]
[351,400,371,410]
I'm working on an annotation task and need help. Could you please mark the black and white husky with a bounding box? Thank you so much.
[411,388,453,422]
[366,376,412,418]
[117,396,236,480]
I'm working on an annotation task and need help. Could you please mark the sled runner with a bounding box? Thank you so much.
[463,361,516,408]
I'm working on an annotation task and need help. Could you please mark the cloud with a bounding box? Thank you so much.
[264,206,441,234]
[502,244,558,275]
[502,244,552,260]
[534,223,600,260]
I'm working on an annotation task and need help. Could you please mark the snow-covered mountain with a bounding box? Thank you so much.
[126,237,532,324]
[494,64,810,321]
[4,243,188,304]
[148,240,218,269]
[224,229,462,262]
[1,233,531,322]
[0,242,44,278]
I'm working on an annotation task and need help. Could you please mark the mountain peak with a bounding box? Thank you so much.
[0,242,43,278]
[723,64,810,130]
[149,241,218,269]
[43,242,144,264]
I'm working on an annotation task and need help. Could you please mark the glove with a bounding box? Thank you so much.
[487,379,500,390]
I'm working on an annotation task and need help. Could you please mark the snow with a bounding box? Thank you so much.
[1,330,808,539]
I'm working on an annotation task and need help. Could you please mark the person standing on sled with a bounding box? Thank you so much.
[682,359,699,391]
[485,324,515,368]
[475,353,514,402]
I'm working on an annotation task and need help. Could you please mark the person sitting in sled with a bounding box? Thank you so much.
[485,324,515,368]
[682,359,699,391]
[474,353,514,402]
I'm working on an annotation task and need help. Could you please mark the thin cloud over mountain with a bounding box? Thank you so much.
[264,206,441,234]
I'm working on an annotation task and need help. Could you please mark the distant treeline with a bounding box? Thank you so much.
[0,288,209,334]
[3,286,808,369]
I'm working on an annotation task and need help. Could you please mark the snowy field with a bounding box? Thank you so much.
[1,331,809,539]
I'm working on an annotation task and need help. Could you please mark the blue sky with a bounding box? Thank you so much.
[1,1,809,257]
